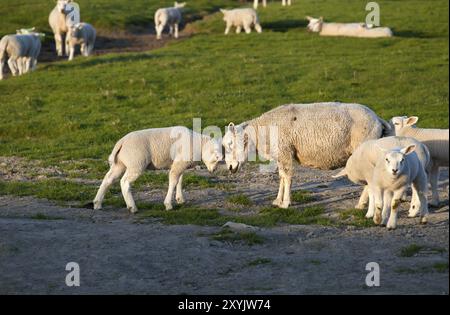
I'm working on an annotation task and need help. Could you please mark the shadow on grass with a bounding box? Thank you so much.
[262,19,308,32]
[394,29,440,39]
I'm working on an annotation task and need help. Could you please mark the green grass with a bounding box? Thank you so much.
[395,262,449,274]
[30,213,64,220]
[210,227,265,246]
[291,190,315,203]
[247,258,272,266]
[400,244,424,257]
[339,208,375,228]
[227,193,253,206]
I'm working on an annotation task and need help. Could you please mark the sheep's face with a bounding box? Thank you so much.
[306,16,323,32]
[56,0,71,13]
[202,139,222,173]
[68,24,82,39]
[390,116,419,134]
[174,2,186,8]
[383,145,416,177]
[223,123,248,174]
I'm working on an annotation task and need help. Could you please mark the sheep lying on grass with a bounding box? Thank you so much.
[66,22,96,61]
[154,2,186,40]
[223,102,391,209]
[220,8,262,34]
[390,116,449,207]
[333,137,430,229]
[253,0,292,9]
[49,0,77,56]
[0,33,42,80]
[306,16,393,38]
[93,127,222,213]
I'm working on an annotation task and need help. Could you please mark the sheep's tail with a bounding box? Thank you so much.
[108,138,124,166]
[154,10,162,26]
[378,117,392,137]
[332,168,347,178]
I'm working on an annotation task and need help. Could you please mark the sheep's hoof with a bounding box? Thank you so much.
[128,207,138,214]
[93,201,102,210]
[272,199,282,207]
[373,214,382,225]
[279,202,290,209]
[408,213,418,218]
[420,217,428,224]
[164,203,173,211]
[365,213,374,219]
[355,203,367,210]
[176,197,185,205]
[387,226,396,231]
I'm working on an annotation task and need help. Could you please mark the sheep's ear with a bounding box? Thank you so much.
[319,16,324,22]
[228,122,235,133]
[306,16,313,21]
[220,9,227,14]
[405,116,419,127]
[332,168,347,178]
[401,144,416,155]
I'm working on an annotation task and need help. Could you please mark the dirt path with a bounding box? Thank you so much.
[0,165,448,294]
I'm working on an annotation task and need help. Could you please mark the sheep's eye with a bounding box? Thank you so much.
[386,159,389,163]
[394,123,399,125]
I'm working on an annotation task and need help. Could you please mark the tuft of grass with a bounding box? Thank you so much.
[400,244,424,257]
[30,213,64,220]
[138,207,229,226]
[247,258,272,266]
[210,228,265,246]
[395,262,449,274]
[227,194,253,206]
[291,190,315,203]
[339,209,375,228]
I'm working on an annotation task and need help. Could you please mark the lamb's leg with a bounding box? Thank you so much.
[0,58,4,80]
[282,0,287,5]
[236,26,242,34]
[164,168,183,210]
[373,187,383,225]
[174,24,179,39]
[356,185,369,209]
[254,23,262,33]
[263,0,267,7]
[169,25,174,36]
[278,158,293,209]
[272,174,285,206]
[365,186,376,218]
[253,0,258,9]
[93,164,125,210]
[175,174,185,204]
[8,57,19,76]
[386,189,406,229]
[64,36,70,56]
[410,174,429,224]
[381,190,393,227]
[244,23,252,34]
[68,45,75,61]
[54,33,63,56]
[120,169,141,213]
[429,163,440,207]
[156,24,163,40]
[224,23,231,35]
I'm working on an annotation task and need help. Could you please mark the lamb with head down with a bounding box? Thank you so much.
[220,8,262,35]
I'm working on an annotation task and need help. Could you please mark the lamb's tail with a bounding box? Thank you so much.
[108,138,124,166]
[154,10,162,26]
[379,117,393,137]
[332,168,347,179]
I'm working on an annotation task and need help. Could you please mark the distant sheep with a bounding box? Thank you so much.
[66,22,96,61]
[220,8,262,34]
[333,136,431,229]
[154,2,186,40]
[223,102,391,209]
[49,0,79,56]
[93,127,222,212]
[253,0,292,9]
[16,28,45,73]
[0,33,42,80]
[390,116,449,206]
[306,16,393,38]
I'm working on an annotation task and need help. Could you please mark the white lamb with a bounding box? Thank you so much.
[154,2,186,40]
[390,116,449,207]
[223,102,391,209]
[66,22,96,61]
[0,33,42,80]
[16,28,45,73]
[93,127,222,213]
[49,0,78,56]
[253,0,292,9]
[306,16,393,38]
[220,8,262,35]
[333,136,430,229]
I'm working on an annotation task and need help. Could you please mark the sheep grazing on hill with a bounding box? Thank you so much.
[66,22,96,61]
[220,8,262,34]
[390,116,449,207]
[154,2,186,40]
[0,32,42,80]
[49,0,80,56]
[333,136,431,229]
[306,16,393,38]
[93,127,222,213]
[222,102,391,209]
[253,0,292,9]
[16,28,45,73]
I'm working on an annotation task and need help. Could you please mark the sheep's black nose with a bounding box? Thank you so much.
[392,169,398,174]
[229,165,233,171]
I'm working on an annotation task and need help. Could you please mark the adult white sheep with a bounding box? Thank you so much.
[333,136,431,228]
[93,126,222,213]
[222,102,391,209]
[253,1,292,9]
[220,8,262,34]
[49,0,78,56]
[154,2,186,40]
[390,116,449,207]
[66,23,96,61]
[306,16,393,38]
[0,33,42,80]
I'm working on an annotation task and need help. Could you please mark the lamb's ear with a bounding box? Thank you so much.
[332,168,347,179]
[220,9,227,14]
[306,16,312,21]
[319,16,324,22]
[228,122,235,133]
[401,144,416,155]
[405,116,419,127]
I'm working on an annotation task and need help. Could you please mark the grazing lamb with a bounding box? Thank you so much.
[223,102,391,209]
[220,8,262,34]
[93,127,222,212]
[253,0,292,9]
[0,33,42,80]
[49,0,79,56]
[333,136,431,229]
[66,22,96,61]
[390,116,449,207]
[16,28,45,73]
[154,2,186,40]
[306,16,393,38]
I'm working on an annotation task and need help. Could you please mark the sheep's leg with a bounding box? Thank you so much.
[175,174,185,204]
[174,24,179,39]
[253,0,258,9]
[8,57,19,76]
[254,23,262,33]
[81,43,88,57]
[356,185,369,209]
[408,188,420,217]
[54,33,63,56]
[0,58,4,80]
[24,57,32,74]
[64,36,70,56]
[410,174,429,224]
[381,190,393,227]
[272,175,285,206]
[164,168,183,210]
[169,25,174,36]
[156,23,165,39]
[429,163,440,207]
[282,0,287,5]
[263,0,267,7]
[385,189,405,230]
[224,23,231,35]
[244,23,252,34]
[93,164,125,210]
[68,45,75,61]
[373,187,383,225]
[236,26,242,34]
[120,169,140,213]
[278,158,293,209]
[365,186,376,218]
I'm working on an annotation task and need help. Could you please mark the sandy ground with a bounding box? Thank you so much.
[0,164,448,295]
